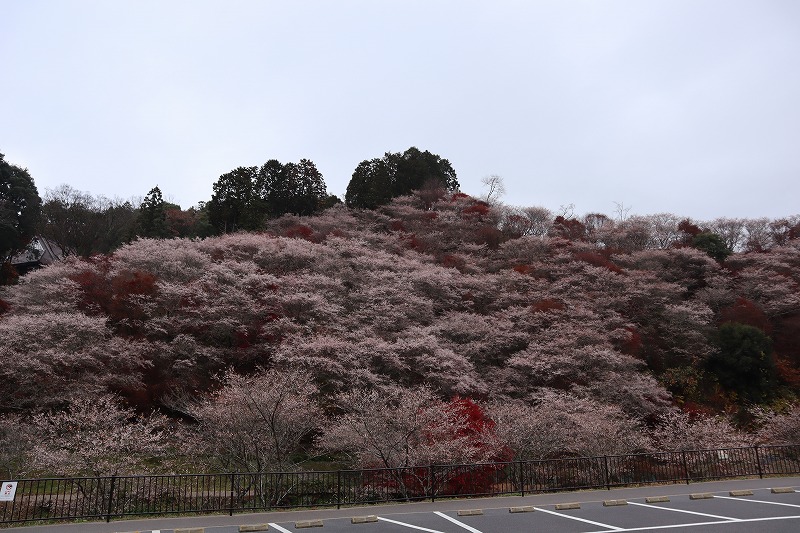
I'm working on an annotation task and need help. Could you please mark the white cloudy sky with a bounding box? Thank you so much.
[2,0,799,220]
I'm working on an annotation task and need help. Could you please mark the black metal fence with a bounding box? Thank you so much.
[2,444,799,525]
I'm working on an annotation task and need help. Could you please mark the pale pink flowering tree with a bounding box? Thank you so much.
[730,266,800,317]
[599,216,652,252]
[649,410,751,451]
[488,393,650,459]
[344,280,437,334]
[706,217,747,252]
[0,414,31,478]
[641,213,683,249]
[389,327,488,396]
[272,336,390,394]
[1,258,84,314]
[112,237,211,283]
[504,311,672,418]
[26,394,167,477]
[190,368,321,473]
[0,312,148,410]
[743,217,773,251]
[617,247,721,293]
[319,386,501,469]
[754,405,800,445]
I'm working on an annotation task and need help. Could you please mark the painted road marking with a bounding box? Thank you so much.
[714,494,800,508]
[533,506,624,530]
[584,514,800,532]
[269,523,294,533]
[434,511,484,533]
[628,501,739,521]
[377,516,446,532]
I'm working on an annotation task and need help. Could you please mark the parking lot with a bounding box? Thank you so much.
[261,487,800,533]
[11,477,800,533]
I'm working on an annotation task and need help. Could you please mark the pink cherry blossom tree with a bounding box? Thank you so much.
[754,404,800,445]
[488,392,650,459]
[189,368,321,473]
[649,410,751,451]
[319,386,501,469]
[26,394,167,477]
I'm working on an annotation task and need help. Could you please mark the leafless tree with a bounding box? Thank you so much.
[480,174,506,204]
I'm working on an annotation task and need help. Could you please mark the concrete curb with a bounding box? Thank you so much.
[295,519,324,528]
[555,502,580,510]
[350,516,378,524]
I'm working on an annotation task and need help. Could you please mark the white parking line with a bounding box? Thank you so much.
[628,501,740,521]
[533,506,624,530]
[715,494,800,508]
[377,516,446,532]
[268,523,294,533]
[583,514,800,532]
[434,511,485,533]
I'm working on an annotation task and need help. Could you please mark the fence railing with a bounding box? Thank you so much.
[2,444,799,525]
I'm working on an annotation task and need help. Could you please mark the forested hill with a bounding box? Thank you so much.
[2,191,800,476]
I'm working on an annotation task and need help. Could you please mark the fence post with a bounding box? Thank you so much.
[603,456,611,490]
[105,475,116,523]
[519,462,525,497]
[336,470,341,510]
[682,451,690,484]
[755,445,764,479]
[229,473,235,516]
[430,465,435,503]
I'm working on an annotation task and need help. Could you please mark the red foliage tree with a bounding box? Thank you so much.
[719,297,771,333]
[551,216,586,241]
[573,251,624,274]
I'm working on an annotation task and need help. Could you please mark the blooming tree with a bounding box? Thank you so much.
[649,410,751,451]
[0,414,31,478]
[26,394,166,477]
[488,393,650,459]
[320,386,501,469]
[755,404,800,445]
[190,368,321,472]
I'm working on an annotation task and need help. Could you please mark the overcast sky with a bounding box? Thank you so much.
[2,0,798,220]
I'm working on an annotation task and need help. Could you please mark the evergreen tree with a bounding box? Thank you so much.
[708,323,776,403]
[138,186,170,238]
[0,153,41,280]
[345,147,458,209]
[208,166,259,233]
[692,232,733,262]
[256,158,329,217]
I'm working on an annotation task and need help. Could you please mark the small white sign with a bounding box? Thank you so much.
[0,481,17,501]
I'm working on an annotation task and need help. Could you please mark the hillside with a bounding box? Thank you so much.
[2,192,799,476]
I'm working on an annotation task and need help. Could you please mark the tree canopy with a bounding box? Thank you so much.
[692,232,733,262]
[208,166,259,233]
[0,153,41,268]
[209,158,333,233]
[256,158,329,218]
[345,147,459,209]
[39,185,158,257]
[138,186,170,238]
[708,323,776,403]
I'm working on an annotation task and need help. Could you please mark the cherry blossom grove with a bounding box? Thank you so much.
[1,192,798,476]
